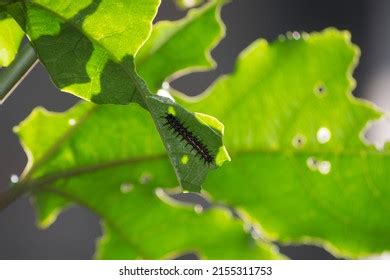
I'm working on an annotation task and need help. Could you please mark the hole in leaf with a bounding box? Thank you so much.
[68,118,77,126]
[120,182,134,193]
[181,155,189,165]
[292,31,301,40]
[292,134,306,148]
[314,83,327,96]
[318,161,331,175]
[316,127,331,144]
[306,157,318,171]
[139,172,153,185]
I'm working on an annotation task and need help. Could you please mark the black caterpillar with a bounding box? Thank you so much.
[163,113,214,165]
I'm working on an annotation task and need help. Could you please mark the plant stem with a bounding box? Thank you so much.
[0,153,167,211]
[0,183,31,211]
[0,43,38,104]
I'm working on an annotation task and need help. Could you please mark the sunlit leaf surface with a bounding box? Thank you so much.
[3,0,229,191]
[181,29,390,257]
[15,102,281,260]
[0,11,24,67]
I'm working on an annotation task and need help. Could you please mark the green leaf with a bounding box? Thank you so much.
[3,0,229,191]
[147,95,230,191]
[137,0,225,92]
[15,102,281,260]
[0,11,24,67]
[12,0,230,228]
[95,192,281,259]
[9,1,256,259]
[5,0,160,104]
[178,29,390,258]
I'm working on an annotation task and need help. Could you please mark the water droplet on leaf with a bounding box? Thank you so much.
[10,174,19,183]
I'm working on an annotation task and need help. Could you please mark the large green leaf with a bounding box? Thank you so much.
[3,0,229,191]
[0,11,24,67]
[179,29,390,257]
[8,2,269,259]
[137,0,225,92]
[14,0,229,227]
[14,102,281,260]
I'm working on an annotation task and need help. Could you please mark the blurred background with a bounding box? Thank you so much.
[0,0,389,259]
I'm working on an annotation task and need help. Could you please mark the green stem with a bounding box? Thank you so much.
[0,183,31,211]
[0,43,38,104]
[0,153,167,211]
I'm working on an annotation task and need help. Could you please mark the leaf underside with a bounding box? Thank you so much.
[16,102,281,260]
[180,29,390,258]
[0,11,24,67]
[7,0,388,259]
[11,1,280,259]
[4,0,229,192]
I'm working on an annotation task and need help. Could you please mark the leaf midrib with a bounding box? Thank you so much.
[25,144,387,193]
[26,153,168,192]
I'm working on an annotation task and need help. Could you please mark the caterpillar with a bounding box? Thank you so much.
[163,113,214,165]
